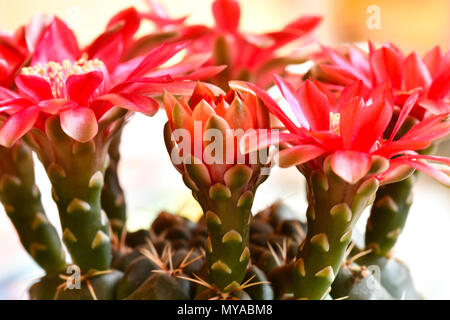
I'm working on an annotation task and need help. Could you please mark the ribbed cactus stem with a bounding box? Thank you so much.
[184,162,265,292]
[0,143,66,273]
[101,133,127,237]
[292,167,379,300]
[365,176,415,256]
[33,116,112,272]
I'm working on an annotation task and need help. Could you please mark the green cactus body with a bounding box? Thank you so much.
[331,263,394,300]
[101,134,127,237]
[365,176,415,256]
[0,143,66,273]
[292,167,379,300]
[29,116,112,272]
[184,161,266,292]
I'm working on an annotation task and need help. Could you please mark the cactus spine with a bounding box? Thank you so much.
[0,143,66,273]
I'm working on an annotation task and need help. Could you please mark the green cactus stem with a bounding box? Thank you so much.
[101,133,127,237]
[25,115,114,272]
[292,160,380,300]
[365,176,415,256]
[186,161,266,292]
[0,143,66,273]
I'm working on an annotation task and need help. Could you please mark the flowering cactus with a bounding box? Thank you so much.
[310,44,450,259]
[163,82,270,293]
[232,78,450,299]
[0,14,220,272]
[143,0,321,89]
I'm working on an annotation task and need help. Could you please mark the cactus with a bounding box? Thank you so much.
[101,134,127,237]
[163,83,270,292]
[0,143,66,273]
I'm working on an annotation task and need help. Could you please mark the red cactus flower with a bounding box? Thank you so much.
[163,82,271,291]
[0,14,223,148]
[163,82,270,182]
[315,43,450,118]
[0,14,51,88]
[232,78,450,186]
[143,0,322,89]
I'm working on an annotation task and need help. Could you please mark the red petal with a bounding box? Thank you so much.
[0,107,40,147]
[370,45,402,88]
[96,93,159,116]
[15,74,53,101]
[388,89,421,141]
[60,107,98,142]
[190,82,216,109]
[423,46,442,77]
[402,52,432,91]
[341,92,392,152]
[330,150,372,184]
[32,17,80,64]
[66,71,104,106]
[241,130,299,154]
[277,144,324,168]
[296,80,330,131]
[126,42,187,80]
[212,0,241,33]
[229,80,301,135]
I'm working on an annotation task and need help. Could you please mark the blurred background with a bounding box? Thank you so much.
[0,0,449,299]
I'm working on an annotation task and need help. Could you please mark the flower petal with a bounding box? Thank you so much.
[0,107,40,147]
[330,150,372,184]
[273,74,310,129]
[402,52,432,91]
[296,80,330,131]
[15,74,53,101]
[60,107,98,142]
[96,93,159,117]
[66,71,104,106]
[212,0,241,33]
[277,144,324,168]
[32,17,80,64]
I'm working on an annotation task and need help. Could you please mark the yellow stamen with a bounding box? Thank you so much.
[21,58,105,98]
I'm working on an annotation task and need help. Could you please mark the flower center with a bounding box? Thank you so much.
[21,58,105,98]
[329,112,340,135]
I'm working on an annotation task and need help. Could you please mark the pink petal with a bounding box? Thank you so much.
[418,99,450,115]
[330,150,372,184]
[25,13,51,52]
[396,158,450,187]
[32,17,80,64]
[212,0,241,33]
[277,144,324,168]
[96,93,159,116]
[274,74,310,129]
[15,74,53,101]
[0,106,40,147]
[60,107,98,142]
[38,99,74,114]
[66,71,104,106]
